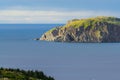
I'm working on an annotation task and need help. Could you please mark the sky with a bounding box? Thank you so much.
[0,0,120,23]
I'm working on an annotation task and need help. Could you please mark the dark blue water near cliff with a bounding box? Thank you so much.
[0,24,120,80]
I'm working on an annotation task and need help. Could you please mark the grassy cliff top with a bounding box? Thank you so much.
[63,16,120,29]
[47,16,120,33]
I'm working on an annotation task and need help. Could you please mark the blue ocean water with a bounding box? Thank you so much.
[0,24,120,80]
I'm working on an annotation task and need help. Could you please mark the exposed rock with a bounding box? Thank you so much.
[39,16,120,43]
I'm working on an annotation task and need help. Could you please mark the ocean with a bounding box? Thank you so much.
[0,24,120,80]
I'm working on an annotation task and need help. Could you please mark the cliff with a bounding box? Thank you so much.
[39,16,120,43]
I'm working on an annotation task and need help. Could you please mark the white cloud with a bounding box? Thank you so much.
[0,10,119,23]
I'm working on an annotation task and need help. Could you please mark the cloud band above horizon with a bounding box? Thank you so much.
[0,10,119,23]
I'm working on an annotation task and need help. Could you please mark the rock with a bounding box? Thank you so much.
[34,38,40,40]
[39,16,120,43]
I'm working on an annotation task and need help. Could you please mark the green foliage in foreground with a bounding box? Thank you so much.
[0,67,54,80]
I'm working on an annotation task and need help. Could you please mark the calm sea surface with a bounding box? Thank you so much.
[0,24,120,80]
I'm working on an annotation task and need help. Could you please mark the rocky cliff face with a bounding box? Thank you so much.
[39,16,120,43]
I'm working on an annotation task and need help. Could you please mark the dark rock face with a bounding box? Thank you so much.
[39,17,120,43]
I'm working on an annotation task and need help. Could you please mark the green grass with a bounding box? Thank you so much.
[45,16,120,34]
[62,16,120,29]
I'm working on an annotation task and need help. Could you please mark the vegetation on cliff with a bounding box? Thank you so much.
[63,16,120,29]
[39,16,120,43]
[0,67,54,80]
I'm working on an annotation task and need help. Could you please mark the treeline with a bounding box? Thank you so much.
[0,67,54,80]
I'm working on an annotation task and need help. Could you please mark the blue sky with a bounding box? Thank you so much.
[0,0,120,23]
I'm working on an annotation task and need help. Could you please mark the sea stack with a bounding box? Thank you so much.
[38,16,120,43]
